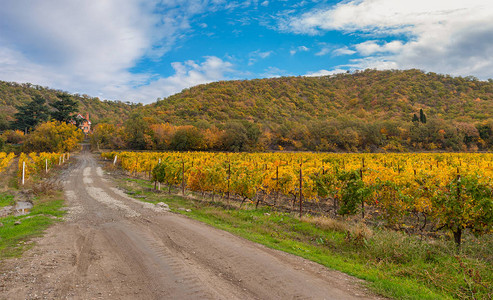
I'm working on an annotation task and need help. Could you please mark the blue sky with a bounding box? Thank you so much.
[1,0,493,103]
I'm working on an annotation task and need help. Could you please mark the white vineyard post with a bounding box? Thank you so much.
[59,156,62,166]
[22,161,25,185]
[62,154,65,164]
[113,155,118,165]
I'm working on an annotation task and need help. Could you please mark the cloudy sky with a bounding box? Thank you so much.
[1,0,492,103]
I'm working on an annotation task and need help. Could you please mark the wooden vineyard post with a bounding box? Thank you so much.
[227,163,231,205]
[360,167,364,219]
[45,159,48,174]
[455,170,462,250]
[113,155,118,165]
[182,160,185,196]
[22,161,25,185]
[299,163,303,219]
[275,165,279,206]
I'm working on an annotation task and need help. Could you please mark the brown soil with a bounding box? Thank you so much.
[0,149,384,299]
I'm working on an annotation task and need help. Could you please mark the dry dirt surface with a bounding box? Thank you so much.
[0,149,384,300]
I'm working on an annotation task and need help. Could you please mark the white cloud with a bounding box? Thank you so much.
[332,46,356,56]
[116,56,234,103]
[262,66,288,78]
[280,0,493,78]
[316,46,332,56]
[354,40,403,56]
[305,69,347,77]
[290,45,310,55]
[248,50,274,65]
[0,0,233,103]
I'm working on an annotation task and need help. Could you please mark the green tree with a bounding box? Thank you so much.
[169,126,205,151]
[51,94,79,123]
[221,121,248,152]
[0,112,9,131]
[11,95,50,132]
[419,109,427,124]
[124,113,153,150]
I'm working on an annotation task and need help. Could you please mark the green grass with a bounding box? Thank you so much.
[119,178,493,300]
[0,192,65,259]
[0,193,14,207]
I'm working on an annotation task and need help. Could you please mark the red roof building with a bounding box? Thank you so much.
[75,113,91,134]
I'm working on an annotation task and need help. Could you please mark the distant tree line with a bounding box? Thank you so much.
[89,109,493,152]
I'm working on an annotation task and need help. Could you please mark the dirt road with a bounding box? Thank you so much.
[0,150,381,299]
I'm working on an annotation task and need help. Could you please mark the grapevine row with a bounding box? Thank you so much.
[103,151,492,242]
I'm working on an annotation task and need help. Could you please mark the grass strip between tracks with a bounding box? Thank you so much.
[120,177,492,300]
[0,192,65,259]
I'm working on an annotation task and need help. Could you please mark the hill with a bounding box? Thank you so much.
[136,69,492,151]
[148,69,492,124]
[0,81,139,129]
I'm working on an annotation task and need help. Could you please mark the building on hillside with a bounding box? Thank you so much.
[74,113,91,134]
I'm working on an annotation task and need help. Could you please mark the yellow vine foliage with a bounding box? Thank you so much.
[18,152,67,181]
[0,152,15,173]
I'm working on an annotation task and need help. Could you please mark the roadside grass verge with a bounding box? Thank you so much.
[0,193,65,260]
[0,193,14,207]
[118,177,492,300]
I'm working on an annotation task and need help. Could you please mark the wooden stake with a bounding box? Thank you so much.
[22,161,25,185]
[299,163,303,219]
[182,160,185,196]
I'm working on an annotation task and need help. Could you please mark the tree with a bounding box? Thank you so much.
[221,121,248,152]
[11,95,50,132]
[23,121,84,152]
[90,123,117,149]
[124,113,153,150]
[169,126,205,151]
[412,113,419,123]
[0,112,9,131]
[419,109,427,124]
[51,94,78,123]
[1,130,25,144]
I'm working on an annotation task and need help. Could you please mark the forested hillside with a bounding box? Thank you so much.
[149,69,492,125]
[128,69,493,152]
[0,81,139,129]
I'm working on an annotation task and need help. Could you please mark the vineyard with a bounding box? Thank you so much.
[103,151,493,247]
[0,152,69,184]
[0,152,15,173]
